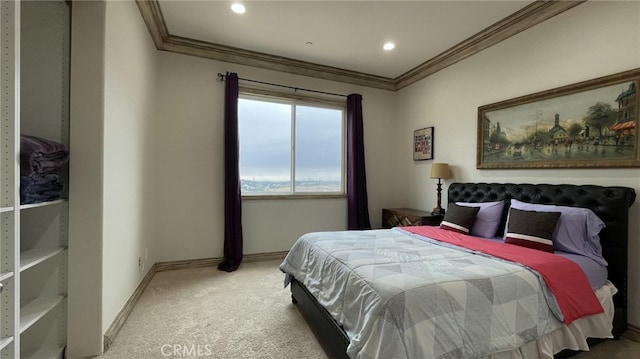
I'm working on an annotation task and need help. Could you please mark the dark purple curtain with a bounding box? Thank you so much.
[218,72,243,272]
[347,94,371,230]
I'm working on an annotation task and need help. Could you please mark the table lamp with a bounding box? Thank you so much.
[430,163,450,216]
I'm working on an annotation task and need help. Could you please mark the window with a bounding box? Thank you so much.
[238,94,345,196]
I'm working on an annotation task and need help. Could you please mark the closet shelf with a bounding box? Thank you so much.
[3,1,70,355]
[19,295,65,334]
[21,345,64,359]
[0,271,14,282]
[0,336,14,351]
[19,199,66,210]
[20,247,66,272]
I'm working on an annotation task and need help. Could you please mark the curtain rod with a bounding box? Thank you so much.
[217,73,348,98]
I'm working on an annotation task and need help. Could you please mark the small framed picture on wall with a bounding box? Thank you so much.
[413,127,434,161]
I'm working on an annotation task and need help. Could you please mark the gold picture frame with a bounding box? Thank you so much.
[477,68,639,169]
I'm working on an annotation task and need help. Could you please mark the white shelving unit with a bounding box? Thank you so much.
[19,248,65,273]
[1,1,19,357]
[19,295,65,334]
[1,1,69,358]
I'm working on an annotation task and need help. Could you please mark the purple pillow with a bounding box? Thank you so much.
[456,201,504,238]
[507,199,607,265]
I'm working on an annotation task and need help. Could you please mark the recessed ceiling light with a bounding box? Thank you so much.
[231,3,246,14]
[383,42,395,51]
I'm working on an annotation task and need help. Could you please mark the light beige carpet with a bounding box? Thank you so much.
[97,259,639,359]
[97,260,327,359]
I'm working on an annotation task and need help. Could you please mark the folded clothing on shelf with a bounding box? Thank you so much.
[20,173,65,204]
[19,134,69,204]
[20,134,69,176]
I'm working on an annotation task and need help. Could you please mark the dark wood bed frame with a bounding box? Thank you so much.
[289,183,636,359]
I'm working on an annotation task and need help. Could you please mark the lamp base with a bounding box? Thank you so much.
[432,207,445,216]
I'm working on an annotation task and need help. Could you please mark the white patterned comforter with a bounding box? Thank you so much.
[280,228,566,359]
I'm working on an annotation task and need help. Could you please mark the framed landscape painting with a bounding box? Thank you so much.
[477,68,640,169]
[414,127,434,161]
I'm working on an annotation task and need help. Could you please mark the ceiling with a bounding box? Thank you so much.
[138,0,585,91]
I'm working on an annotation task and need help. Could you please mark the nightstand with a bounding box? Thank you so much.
[381,208,443,229]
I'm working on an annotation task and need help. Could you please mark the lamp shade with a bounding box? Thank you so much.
[430,163,450,179]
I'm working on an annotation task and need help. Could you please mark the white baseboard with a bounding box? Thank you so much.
[102,251,289,352]
[103,263,157,352]
[154,250,288,272]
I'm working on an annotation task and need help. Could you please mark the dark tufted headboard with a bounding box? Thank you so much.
[447,183,636,338]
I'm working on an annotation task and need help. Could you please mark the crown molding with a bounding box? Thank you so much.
[394,0,585,89]
[163,34,397,91]
[136,0,585,92]
[135,0,169,45]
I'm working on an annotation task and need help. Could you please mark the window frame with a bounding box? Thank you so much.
[238,87,347,200]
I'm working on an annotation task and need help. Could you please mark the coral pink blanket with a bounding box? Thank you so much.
[404,226,603,324]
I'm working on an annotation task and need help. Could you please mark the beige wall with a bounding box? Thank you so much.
[69,0,640,356]
[102,0,158,334]
[69,0,158,356]
[397,0,640,325]
[152,53,401,260]
[68,1,105,356]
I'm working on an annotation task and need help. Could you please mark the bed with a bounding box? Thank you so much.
[280,183,636,358]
